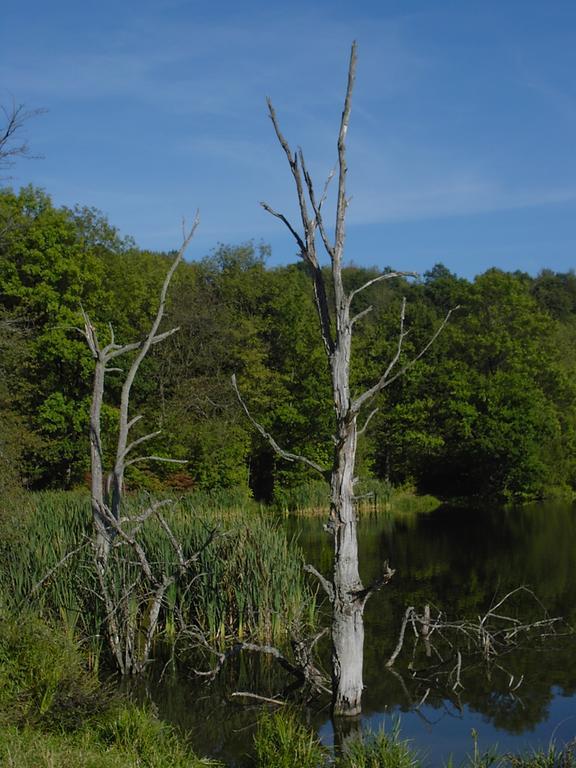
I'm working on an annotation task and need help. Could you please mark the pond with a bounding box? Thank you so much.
[148,501,576,765]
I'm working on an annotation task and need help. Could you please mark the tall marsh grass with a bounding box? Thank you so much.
[273,479,439,516]
[273,479,393,515]
[254,710,328,768]
[0,490,314,668]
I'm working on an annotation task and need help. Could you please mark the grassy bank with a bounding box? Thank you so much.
[274,479,440,516]
[0,612,218,767]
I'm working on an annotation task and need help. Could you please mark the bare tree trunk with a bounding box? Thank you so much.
[331,419,364,715]
[237,41,455,716]
[330,321,364,714]
[89,354,110,566]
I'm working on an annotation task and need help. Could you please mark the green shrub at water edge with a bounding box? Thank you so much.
[506,743,576,768]
[0,720,220,768]
[272,478,439,516]
[0,611,219,767]
[337,725,420,768]
[0,612,107,730]
[254,710,328,768]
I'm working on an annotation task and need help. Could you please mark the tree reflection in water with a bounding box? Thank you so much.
[145,502,576,765]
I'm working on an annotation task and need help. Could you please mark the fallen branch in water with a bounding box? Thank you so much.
[230,692,287,706]
[194,628,331,701]
[385,587,566,702]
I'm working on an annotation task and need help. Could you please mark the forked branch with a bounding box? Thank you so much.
[353,304,459,414]
[231,374,329,480]
[304,564,335,601]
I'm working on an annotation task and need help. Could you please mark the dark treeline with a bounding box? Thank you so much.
[2,185,576,503]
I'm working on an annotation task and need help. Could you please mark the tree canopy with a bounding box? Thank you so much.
[2,185,575,502]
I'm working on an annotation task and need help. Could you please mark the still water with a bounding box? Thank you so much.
[150,502,576,765]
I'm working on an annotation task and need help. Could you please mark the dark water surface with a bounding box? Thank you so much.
[151,502,576,765]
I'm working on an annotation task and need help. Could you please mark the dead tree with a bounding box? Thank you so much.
[0,100,45,176]
[234,43,455,716]
[82,218,198,566]
[79,216,208,673]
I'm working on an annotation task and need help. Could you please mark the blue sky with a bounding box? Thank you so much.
[2,0,576,278]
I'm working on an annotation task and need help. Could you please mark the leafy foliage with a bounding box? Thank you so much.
[2,186,576,501]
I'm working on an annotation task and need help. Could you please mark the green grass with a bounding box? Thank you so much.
[0,611,106,730]
[505,743,576,768]
[0,715,219,768]
[272,478,439,517]
[251,714,576,768]
[386,486,441,516]
[253,710,328,768]
[0,611,219,767]
[0,490,314,670]
[338,725,420,768]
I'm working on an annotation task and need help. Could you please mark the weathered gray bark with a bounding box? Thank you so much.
[330,420,364,715]
[80,217,203,673]
[82,218,198,568]
[236,41,455,716]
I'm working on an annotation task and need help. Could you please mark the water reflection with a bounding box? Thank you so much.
[294,502,576,762]
[149,502,576,765]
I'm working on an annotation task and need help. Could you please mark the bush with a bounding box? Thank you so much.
[0,611,218,767]
[254,710,328,768]
[338,725,420,768]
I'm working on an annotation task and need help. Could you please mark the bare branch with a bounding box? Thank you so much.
[260,201,306,254]
[386,607,415,667]
[356,561,395,609]
[147,326,181,345]
[353,304,459,414]
[81,308,99,358]
[28,542,90,599]
[299,148,335,260]
[232,374,329,480]
[122,430,162,459]
[124,455,188,468]
[304,564,334,602]
[195,641,304,681]
[0,101,46,173]
[109,213,198,518]
[101,510,156,583]
[266,98,314,260]
[333,42,357,272]
[350,305,373,327]
[107,327,180,360]
[348,271,418,306]
[264,98,335,355]
[127,414,144,431]
[230,692,287,706]
[318,167,336,211]
[358,407,379,437]
[120,498,173,527]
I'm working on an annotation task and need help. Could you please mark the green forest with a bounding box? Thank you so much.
[2,184,576,504]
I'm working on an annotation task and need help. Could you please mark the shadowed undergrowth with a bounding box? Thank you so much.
[0,612,218,767]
